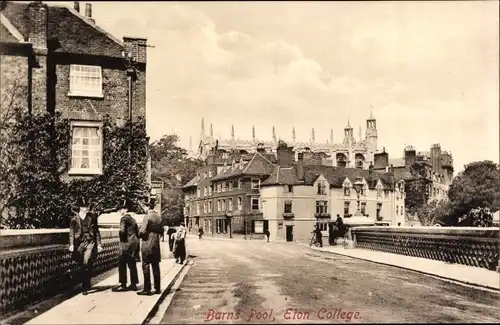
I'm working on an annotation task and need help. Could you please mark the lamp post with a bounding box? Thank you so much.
[353,177,364,217]
[122,51,138,168]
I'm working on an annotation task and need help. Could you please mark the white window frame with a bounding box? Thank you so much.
[251,197,260,211]
[251,179,260,189]
[68,120,103,176]
[237,197,242,210]
[228,198,233,211]
[222,199,226,211]
[68,64,103,98]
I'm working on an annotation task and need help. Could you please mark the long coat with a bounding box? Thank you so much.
[119,213,140,258]
[69,212,101,262]
[139,210,163,263]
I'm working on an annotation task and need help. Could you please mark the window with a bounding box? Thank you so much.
[317,222,328,232]
[344,187,351,196]
[208,201,212,213]
[208,170,212,178]
[284,185,293,193]
[222,199,226,211]
[203,202,206,213]
[251,197,260,210]
[238,179,242,190]
[251,179,260,189]
[376,203,382,219]
[237,197,242,210]
[284,201,293,213]
[209,185,213,196]
[69,65,103,97]
[361,202,366,215]
[216,219,228,234]
[254,220,264,234]
[196,203,200,215]
[316,200,328,214]
[204,186,208,196]
[217,200,221,212]
[222,182,227,192]
[69,122,103,175]
[229,182,233,191]
[317,181,327,195]
[344,201,350,217]
[197,188,201,197]
[228,198,233,211]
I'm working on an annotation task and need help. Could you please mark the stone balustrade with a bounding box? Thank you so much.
[351,226,500,271]
[0,228,121,314]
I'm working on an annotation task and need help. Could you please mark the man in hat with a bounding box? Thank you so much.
[112,198,140,292]
[173,222,187,264]
[137,198,163,295]
[69,197,103,295]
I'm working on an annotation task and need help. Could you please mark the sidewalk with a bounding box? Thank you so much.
[301,243,500,291]
[26,243,187,325]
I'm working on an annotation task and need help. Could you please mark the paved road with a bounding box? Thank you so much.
[161,237,500,324]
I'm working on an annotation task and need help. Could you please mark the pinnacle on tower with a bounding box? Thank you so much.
[231,125,235,141]
[292,127,296,142]
[201,117,205,136]
[252,125,256,142]
[272,126,276,142]
[210,124,213,137]
[330,129,334,142]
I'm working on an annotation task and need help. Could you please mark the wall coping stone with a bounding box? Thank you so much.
[352,226,499,238]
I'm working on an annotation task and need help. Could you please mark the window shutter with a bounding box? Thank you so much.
[251,220,255,232]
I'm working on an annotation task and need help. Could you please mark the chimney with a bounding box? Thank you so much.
[296,152,305,181]
[123,36,148,64]
[27,1,48,50]
[404,147,416,167]
[74,1,80,12]
[374,151,389,170]
[276,141,294,168]
[85,3,94,23]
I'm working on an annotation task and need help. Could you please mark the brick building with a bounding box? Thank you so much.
[182,146,276,238]
[0,1,148,178]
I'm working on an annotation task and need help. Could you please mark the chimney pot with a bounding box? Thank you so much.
[85,3,92,18]
[74,1,80,12]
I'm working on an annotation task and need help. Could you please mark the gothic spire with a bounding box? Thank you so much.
[210,123,213,137]
[231,125,235,141]
[201,117,205,136]
[330,129,334,142]
[292,127,296,142]
[252,125,256,142]
[272,126,276,142]
[311,128,315,143]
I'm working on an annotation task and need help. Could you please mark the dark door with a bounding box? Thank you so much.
[286,225,294,242]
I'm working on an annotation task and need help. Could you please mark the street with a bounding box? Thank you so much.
[161,237,500,324]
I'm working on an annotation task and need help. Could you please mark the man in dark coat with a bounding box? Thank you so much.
[69,197,103,295]
[112,199,140,292]
[167,226,177,252]
[173,223,187,264]
[137,198,163,296]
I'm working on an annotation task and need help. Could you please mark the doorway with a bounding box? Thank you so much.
[286,225,294,242]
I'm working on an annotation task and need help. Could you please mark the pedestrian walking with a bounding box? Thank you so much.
[137,198,163,296]
[198,226,204,239]
[112,199,140,292]
[69,197,103,295]
[328,222,338,246]
[173,223,187,264]
[314,224,323,247]
[265,229,270,242]
[167,226,177,252]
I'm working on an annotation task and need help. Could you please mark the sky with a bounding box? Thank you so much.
[54,1,498,173]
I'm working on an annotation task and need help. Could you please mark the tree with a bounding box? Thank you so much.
[414,199,454,226]
[149,134,202,225]
[447,160,500,224]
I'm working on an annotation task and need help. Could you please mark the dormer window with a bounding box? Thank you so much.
[376,180,384,199]
[317,181,327,195]
[344,187,351,196]
[342,178,352,196]
[69,65,103,98]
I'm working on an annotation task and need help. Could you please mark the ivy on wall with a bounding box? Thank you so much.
[2,109,149,229]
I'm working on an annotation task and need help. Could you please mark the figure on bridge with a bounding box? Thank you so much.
[137,198,164,296]
[112,199,140,292]
[69,197,103,295]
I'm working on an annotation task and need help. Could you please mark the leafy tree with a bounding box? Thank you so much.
[457,207,494,227]
[405,178,431,215]
[149,134,202,225]
[414,199,454,226]
[447,160,500,224]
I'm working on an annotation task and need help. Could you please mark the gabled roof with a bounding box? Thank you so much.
[181,176,198,189]
[262,164,396,190]
[1,2,124,58]
[211,152,275,181]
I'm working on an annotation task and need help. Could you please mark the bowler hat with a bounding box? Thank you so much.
[76,197,89,208]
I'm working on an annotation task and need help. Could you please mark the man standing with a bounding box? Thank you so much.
[173,223,187,264]
[264,229,270,242]
[167,226,177,252]
[112,199,140,292]
[314,224,323,247]
[137,198,163,296]
[69,197,103,295]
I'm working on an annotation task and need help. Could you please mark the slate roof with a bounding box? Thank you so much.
[211,152,276,181]
[1,2,124,57]
[181,176,198,189]
[262,164,397,190]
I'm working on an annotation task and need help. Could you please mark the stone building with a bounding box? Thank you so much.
[182,148,276,238]
[260,142,404,243]
[197,112,380,170]
[0,1,148,178]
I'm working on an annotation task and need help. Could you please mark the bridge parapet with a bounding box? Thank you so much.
[351,226,499,272]
[0,228,121,314]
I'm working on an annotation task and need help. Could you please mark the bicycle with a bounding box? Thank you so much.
[309,233,322,247]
